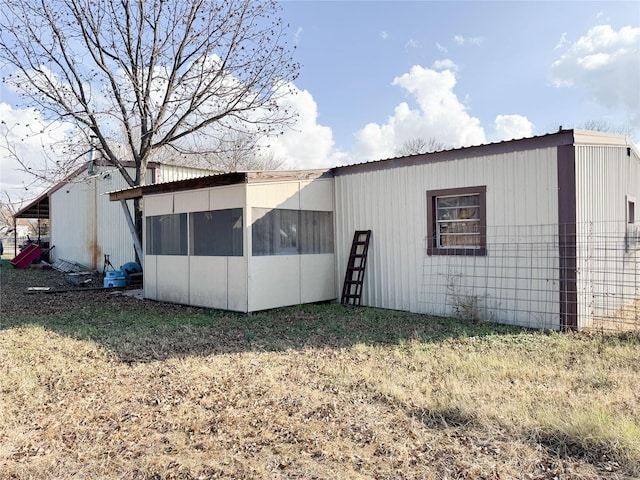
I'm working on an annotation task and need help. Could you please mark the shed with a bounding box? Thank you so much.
[14,160,218,271]
[334,129,640,330]
[109,170,335,312]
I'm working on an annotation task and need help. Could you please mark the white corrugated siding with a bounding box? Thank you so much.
[155,164,218,183]
[96,169,138,270]
[50,177,95,268]
[50,166,149,270]
[574,144,640,328]
[334,147,561,329]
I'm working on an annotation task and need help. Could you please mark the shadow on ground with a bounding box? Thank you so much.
[1,261,527,363]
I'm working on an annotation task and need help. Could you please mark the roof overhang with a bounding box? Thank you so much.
[108,170,333,201]
[13,191,50,220]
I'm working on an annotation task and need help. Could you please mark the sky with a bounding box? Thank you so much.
[1,0,639,199]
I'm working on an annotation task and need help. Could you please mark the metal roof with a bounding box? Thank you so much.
[108,169,333,201]
[13,192,51,220]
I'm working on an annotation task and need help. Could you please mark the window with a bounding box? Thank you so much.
[252,208,334,256]
[146,213,188,255]
[427,186,486,256]
[626,195,638,252]
[191,208,243,256]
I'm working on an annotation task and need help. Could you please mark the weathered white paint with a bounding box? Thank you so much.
[211,185,246,211]
[189,256,229,308]
[300,179,334,211]
[175,190,209,214]
[247,181,301,209]
[50,166,139,270]
[227,256,249,312]
[334,146,561,329]
[144,254,158,300]
[156,255,190,304]
[145,193,174,216]
[248,256,301,311]
[301,254,336,303]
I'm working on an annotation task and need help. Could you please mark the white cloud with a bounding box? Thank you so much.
[260,84,346,169]
[551,25,640,136]
[294,27,303,45]
[432,59,458,72]
[0,103,74,196]
[493,115,534,141]
[380,31,388,40]
[436,42,448,53]
[405,39,421,49]
[352,65,486,161]
[453,35,483,47]
[555,32,569,50]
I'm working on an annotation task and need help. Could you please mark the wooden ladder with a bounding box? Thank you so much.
[341,230,372,306]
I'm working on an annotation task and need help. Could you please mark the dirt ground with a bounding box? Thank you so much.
[0,262,187,318]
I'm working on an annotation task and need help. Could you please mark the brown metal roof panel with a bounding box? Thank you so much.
[333,130,577,176]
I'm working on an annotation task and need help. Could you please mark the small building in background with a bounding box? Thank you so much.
[13,161,217,271]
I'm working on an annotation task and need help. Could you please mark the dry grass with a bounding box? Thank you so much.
[1,262,639,479]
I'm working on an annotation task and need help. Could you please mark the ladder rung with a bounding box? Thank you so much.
[341,230,371,306]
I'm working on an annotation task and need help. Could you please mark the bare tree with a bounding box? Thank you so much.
[0,191,45,240]
[581,120,633,136]
[202,131,286,172]
[395,137,448,156]
[0,0,299,243]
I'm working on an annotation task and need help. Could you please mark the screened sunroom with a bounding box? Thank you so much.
[110,170,336,312]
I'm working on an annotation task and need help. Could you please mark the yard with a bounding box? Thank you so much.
[0,261,638,479]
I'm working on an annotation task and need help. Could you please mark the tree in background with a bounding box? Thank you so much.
[0,0,299,242]
[581,120,633,137]
[395,137,449,157]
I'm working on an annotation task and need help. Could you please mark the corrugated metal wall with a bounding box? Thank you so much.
[155,164,218,183]
[49,164,217,271]
[334,146,561,328]
[50,166,141,271]
[574,143,640,328]
[95,169,138,270]
[50,176,95,268]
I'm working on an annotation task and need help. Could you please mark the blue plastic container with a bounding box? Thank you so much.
[104,270,126,288]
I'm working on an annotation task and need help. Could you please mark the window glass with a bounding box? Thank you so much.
[146,213,188,255]
[427,186,486,256]
[252,208,334,256]
[436,194,481,248]
[191,208,243,256]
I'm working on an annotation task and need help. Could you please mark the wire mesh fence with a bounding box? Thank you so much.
[419,222,640,332]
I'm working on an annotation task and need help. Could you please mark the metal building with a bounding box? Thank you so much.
[92,129,638,329]
[334,130,640,330]
[14,161,217,271]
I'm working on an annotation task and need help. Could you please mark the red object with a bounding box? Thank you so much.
[11,244,43,269]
